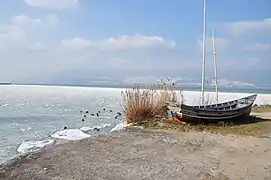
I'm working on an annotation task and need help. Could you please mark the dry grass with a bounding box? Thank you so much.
[252,104,271,113]
[121,78,182,124]
[139,116,271,137]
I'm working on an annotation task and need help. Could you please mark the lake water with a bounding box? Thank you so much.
[0,85,125,164]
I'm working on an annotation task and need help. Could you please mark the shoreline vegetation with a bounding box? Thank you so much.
[122,80,271,137]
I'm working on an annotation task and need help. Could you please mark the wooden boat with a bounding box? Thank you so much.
[177,94,257,122]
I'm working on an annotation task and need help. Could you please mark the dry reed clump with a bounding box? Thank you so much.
[121,78,181,124]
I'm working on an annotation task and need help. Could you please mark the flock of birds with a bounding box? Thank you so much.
[79,108,122,120]
[63,108,122,131]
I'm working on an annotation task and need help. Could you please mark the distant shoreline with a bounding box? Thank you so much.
[0,82,12,85]
[9,83,271,94]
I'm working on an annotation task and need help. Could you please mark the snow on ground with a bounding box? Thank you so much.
[80,123,111,132]
[17,140,55,153]
[51,129,91,141]
[111,122,131,132]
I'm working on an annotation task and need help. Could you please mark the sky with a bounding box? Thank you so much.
[0,0,270,87]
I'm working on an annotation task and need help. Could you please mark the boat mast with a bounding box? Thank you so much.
[201,0,207,105]
[212,28,219,104]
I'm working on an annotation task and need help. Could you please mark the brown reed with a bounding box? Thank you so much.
[121,78,182,124]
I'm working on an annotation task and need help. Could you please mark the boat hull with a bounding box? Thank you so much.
[178,94,257,122]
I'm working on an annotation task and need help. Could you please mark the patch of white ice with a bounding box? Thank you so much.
[80,123,111,132]
[111,122,130,132]
[51,129,90,141]
[17,139,55,153]
[0,104,9,107]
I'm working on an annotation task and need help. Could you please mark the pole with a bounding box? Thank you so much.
[212,28,219,104]
[201,0,207,105]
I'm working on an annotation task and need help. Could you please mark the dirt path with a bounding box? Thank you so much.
[251,112,271,120]
[1,127,271,180]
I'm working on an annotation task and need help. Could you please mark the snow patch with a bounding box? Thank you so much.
[111,122,131,132]
[17,140,55,153]
[80,123,111,132]
[51,129,90,141]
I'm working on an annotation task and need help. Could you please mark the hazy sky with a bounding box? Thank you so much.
[0,0,270,86]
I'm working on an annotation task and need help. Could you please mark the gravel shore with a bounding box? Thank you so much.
[1,127,271,180]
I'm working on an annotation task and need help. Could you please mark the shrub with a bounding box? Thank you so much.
[121,78,182,124]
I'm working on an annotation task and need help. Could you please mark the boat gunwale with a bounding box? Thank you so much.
[194,99,238,109]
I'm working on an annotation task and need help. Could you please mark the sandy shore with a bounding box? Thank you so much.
[1,126,271,180]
